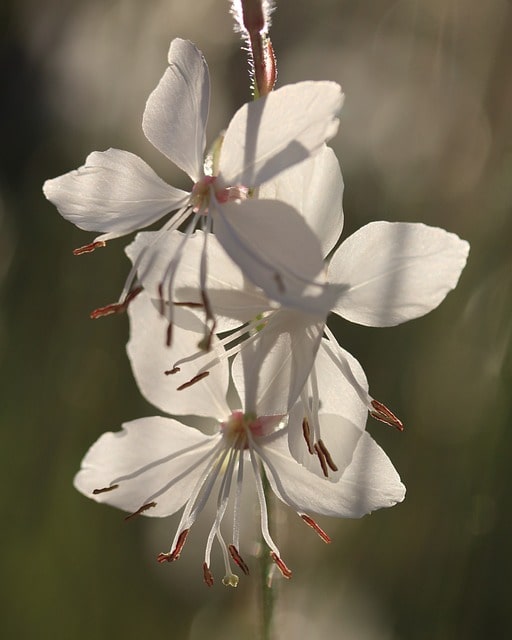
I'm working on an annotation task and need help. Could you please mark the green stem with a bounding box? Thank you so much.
[259,470,275,640]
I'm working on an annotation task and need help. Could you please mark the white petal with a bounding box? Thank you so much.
[329,221,470,326]
[288,412,365,482]
[74,416,217,517]
[143,38,210,181]
[212,198,343,316]
[43,149,189,242]
[127,230,271,330]
[232,310,324,416]
[259,145,344,256]
[219,82,343,187]
[260,429,406,518]
[127,291,230,419]
[313,337,370,416]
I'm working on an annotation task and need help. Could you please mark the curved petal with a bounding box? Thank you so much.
[43,149,189,242]
[259,428,406,518]
[143,38,210,182]
[212,198,343,316]
[126,230,272,329]
[328,221,470,326]
[232,309,324,416]
[219,81,343,187]
[127,291,230,419]
[74,416,217,517]
[259,145,344,256]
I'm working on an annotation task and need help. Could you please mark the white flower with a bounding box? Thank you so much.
[74,291,405,586]
[127,149,469,477]
[43,38,343,324]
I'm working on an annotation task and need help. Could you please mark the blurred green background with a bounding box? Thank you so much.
[2,0,511,638]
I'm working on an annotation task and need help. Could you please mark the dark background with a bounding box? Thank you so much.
[2,1,511,637]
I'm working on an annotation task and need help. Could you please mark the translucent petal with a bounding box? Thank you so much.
[127,291,230,419]
[143,38,210,182]
[212,198,343,316]
[232,309,324,416]
[219,81,343,187]
[259,145,344,256]
[260,429,406,518]
[126,230,272,329]
[329,221,470,326]
[43,149,189,242]
[74,416,217,517]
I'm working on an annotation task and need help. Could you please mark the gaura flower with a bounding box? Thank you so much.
[74,291,405,586]
[126,148,469,477]
[43,38,344,333]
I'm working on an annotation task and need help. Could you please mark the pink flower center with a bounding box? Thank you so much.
[190,176,249,212]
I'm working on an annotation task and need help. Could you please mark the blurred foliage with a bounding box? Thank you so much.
[1,0,511,638]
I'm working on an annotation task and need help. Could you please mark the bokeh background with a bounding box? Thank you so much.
[2,0,511,638]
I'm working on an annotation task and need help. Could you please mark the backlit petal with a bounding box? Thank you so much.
[43,149,189,242]
[143,38,210,182]
[219,81,343,187]
[329,221,470,326]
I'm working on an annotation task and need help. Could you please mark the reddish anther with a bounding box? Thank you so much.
[177,371,210,391]
[164,366,181,375]
[229,545,250,575]
[92,484,119,495]
[370,399,404,432]
[302,418,314,455]
[73,240,106,255]
[313,442,329,478]
[90,287,142,319]
[124,501,157,521]
[203,563,214,587]
[157,529,190,563]
[300,514,332,544]
[317,439,338,472]
[270,552,292,579]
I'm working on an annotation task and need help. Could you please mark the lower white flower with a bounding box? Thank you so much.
[74,292,405,586]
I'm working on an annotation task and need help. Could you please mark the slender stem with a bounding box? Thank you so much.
[259,469,275,640]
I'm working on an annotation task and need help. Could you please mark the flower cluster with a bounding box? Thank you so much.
[44,34,469,587]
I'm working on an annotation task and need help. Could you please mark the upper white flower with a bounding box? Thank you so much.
[74,290,405,586]
[43,38,344,320]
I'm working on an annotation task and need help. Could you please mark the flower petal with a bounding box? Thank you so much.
[212,198,343,316]
[143,38,210,182]
[43,149,189,243]
[219,81,343,187]
[127,291,230,419]
[259,145,344,256]
[232,309,324,416]
[74,416,217,517]
[126,230,272,330]
[259,428,406,518]
[328,221,470,326]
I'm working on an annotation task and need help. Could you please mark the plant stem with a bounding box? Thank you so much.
[259,470,275,640]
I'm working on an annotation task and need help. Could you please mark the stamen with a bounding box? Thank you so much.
[164,366,180,375]
[302,417,314,455]
[313,442,329,477]
[203,563,214,587]
[177,371,210,391]
[90,286,142,319]
[370,399,404,432]
[174,301,204,308]
[157,284,165,316]
[92,484,119,495]
[73,240,106,255]
[317,439,338,472]
[228,545,250,575]
[270,552,292,579]
[300,514,332,544]
[157,529,190,563]
[166,321,173,347]
[124,501,157,521]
